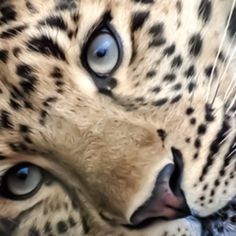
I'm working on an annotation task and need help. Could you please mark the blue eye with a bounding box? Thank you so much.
[1,163,43,200]
[17,167,29,178]
[85,28,121,76]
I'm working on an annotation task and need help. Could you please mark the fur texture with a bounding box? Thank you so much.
[0,0,235,235]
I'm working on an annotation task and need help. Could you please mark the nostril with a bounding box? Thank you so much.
[129,148,190,227]
[169,147,184,196]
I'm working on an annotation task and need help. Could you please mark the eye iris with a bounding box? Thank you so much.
[1,164,43,199]
[87,33,119,75]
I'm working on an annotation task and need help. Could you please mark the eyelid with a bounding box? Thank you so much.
[81,20,123,93]
[0,164,14,178]
[81,22,122,73]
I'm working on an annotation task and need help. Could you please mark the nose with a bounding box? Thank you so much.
[130,154,190,226]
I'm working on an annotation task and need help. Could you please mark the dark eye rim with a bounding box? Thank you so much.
[81,21,123,79]
[0,162,43,201]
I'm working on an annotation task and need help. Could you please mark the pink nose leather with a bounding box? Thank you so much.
[130,164,190,225]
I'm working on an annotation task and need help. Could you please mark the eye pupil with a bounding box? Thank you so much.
[96,48,108,58]
[16,167,29,180]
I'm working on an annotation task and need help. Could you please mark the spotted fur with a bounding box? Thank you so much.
[0,0,235,235]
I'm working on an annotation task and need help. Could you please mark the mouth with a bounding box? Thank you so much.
[126,148,190,229]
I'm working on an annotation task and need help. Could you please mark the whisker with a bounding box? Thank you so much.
[213,82,236,115]
[226,92,236,113]
[223,76,236,104]
[218,127,236,145]
[210,33,236,106]
[225,147,236,160]
[206,0,236,102]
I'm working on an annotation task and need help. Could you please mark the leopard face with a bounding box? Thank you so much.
[0,0,235,235]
